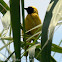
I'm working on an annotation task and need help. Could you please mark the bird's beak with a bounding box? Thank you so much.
[24,8,28,10]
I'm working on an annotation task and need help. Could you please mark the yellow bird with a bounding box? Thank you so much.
[24,6,41,35]
[23,6,42,56]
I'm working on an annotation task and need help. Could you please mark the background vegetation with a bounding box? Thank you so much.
[0,0,62,62]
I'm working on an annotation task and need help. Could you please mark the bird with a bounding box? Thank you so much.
[22,6,42,56]
[24,6,41,35]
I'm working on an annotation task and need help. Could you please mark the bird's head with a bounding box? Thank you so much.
[24,6,38,14]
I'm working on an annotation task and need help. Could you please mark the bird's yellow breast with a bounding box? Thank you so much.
[25,13,41,35]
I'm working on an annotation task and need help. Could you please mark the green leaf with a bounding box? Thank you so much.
[41,0,58,62]
[5,51,15,62]
[10,0,21,61]
[0,5,6,15]
[0,40,13,51]
[52,44,62,53]
[1,40,15,60]
[53,40,62,56]
[35,48,56,62]
[0,0,10,15]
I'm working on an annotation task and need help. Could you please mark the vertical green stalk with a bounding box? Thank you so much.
[41,0,58,62]
[21,0,26,44]
[21,0,26,54]
[21,0,27,61]
[10,0,21,62]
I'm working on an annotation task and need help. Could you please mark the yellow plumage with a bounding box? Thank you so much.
[25,6,41,35]
[25,13,41,35]
[23,6,42,56]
